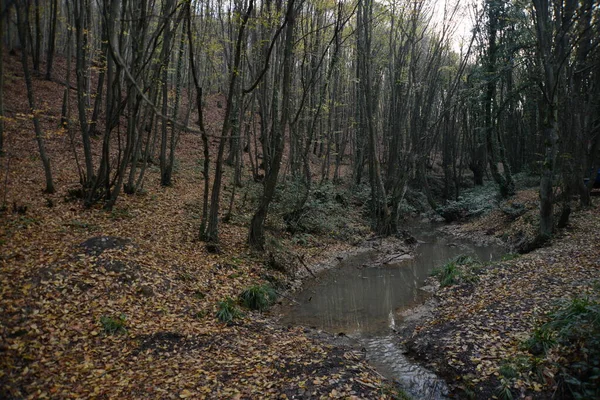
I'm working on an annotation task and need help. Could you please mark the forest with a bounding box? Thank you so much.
[1,0,599,398]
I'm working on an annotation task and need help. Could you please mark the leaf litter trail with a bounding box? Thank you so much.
[402,196,600,399]
[0,54,388,398]
[0,146,386,398]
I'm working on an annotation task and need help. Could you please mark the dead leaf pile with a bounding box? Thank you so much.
[0,54,388,399]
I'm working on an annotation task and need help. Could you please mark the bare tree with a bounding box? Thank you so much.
[15,0,54,193]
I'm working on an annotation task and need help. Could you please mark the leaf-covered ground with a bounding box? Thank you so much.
[0,53,391,399]
[402,196,600,399]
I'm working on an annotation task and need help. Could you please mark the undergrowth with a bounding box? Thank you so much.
[216,297,244,323]
[100,314,127,335]
[435,173,538,222]
[239,284,277,312]
[436,182,499,222]
[269,179,366,241]
[432,255,482,287]
[524,295,600,399]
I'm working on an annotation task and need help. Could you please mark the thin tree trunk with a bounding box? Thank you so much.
[186,1,210,238]
[16,2,55,194]
[33,0,41,72]
[159,0,174,186]
[248,0,295,250]
[74,0,94,183]
[45,0,58,80]
[0,0,5,155]
[206,0,254,243]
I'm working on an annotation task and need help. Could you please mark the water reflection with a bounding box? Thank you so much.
[280,226,504,398]
[281,229,502,336]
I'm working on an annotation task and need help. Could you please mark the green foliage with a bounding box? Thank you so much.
[525,296,600,398]
[270,179,362,241]
[435,261,459,287]
[513,172,540,189]
[436,182,499,222]
[100,314,127,335]
[432,255,481,287]
[501,253,520,261]
[216,297,243,323]
[239,284,277,312]
[495,378,514,400]
[499,201,527,220]
[523,327,557,355]
[499,363,519,379]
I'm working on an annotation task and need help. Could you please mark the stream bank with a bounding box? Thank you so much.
[278,223,505,399]
[398,203,600,399]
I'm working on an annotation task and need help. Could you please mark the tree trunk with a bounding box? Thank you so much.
[159,0,174,186]
[74,0,94,184]
[16,2,55,194]
[45,0,58,80]
[248,0,295,250]
[206,0,254,243]
[532,0,575,238]
[0,0,5,155]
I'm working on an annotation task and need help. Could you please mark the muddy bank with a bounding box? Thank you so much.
[277,223,506,399]
[396,205,600,399]
[287,233,416,289]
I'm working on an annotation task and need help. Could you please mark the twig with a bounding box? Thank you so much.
[356,379,378,390]
[296,254,316,278]
[274,289,300,305]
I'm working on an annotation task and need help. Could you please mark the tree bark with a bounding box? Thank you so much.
[16,2,55,194]
[45,0,58,80]
[248,0,295,250]
[206,0,254,243]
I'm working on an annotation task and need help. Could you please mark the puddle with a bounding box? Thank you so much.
[279,225,504,398]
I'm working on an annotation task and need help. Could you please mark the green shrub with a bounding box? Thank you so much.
[513,172,540,189]
[270,179,361,240]
[499,363,519,379]
[495,378,514,400]
[523,327,556,355]
[100,314,127,335]
[436,182,499,222]
[500,202,527,220]
[525,296,600,398]
[239,284,277,312]
[432,255,481,287]
[501,253,520,261]
[436,262,459,287]
[216,297,243,323]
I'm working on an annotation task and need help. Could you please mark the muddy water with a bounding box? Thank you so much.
[280,226,504,399]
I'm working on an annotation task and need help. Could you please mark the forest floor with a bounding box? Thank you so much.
[3,50,598,400]
[400,189,600,399]
[0,53,395,399]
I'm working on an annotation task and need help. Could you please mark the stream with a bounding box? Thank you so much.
[279,225,505,399]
